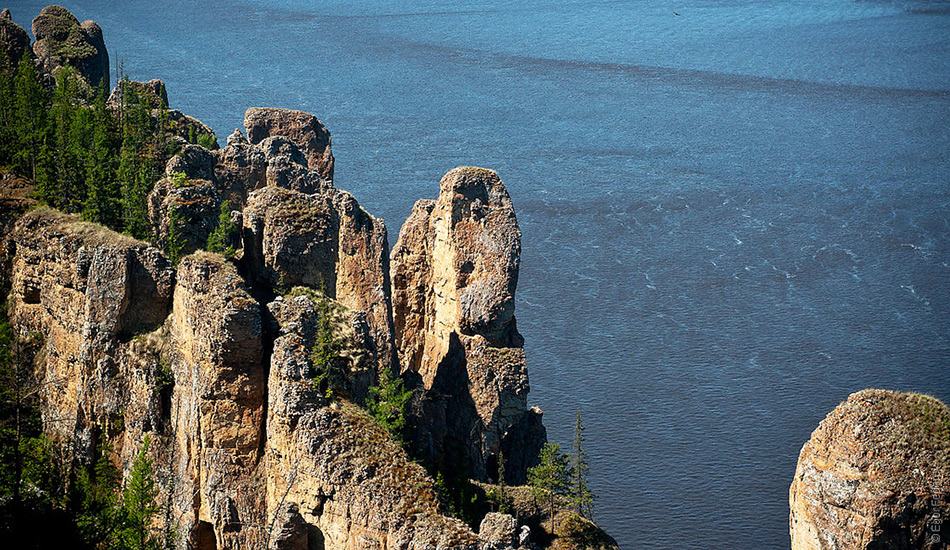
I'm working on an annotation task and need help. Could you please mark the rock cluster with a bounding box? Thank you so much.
[0,9,30,66]
[789,389,950,549]
[1,7,589,547]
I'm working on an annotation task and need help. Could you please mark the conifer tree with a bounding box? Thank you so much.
[570,410,595,519]
[121,435,160,550]
[206,200,239,258]
[74,433,123,549]
[528,442,571,531]
[367,367,412,442]
[13,54,48,181]
[310,288,345,398]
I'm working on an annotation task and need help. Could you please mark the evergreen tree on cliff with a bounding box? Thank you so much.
[121,435,160,550]
[528,442,571,531]
[13,54,47,182]
[570,410,595,519]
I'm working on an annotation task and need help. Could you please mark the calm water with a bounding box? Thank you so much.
[10,0,950,547]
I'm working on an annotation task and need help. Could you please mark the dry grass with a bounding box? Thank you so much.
[833,389,950,490]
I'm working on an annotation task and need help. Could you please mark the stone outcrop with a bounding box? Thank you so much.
[244,107,334,183]
[6,207,174,462]
[391,167,544,484]
[166,252,267,548]
[264,294,479,550]
[789,389,950,549]
[107,78,169,109]
[31,5,109,89]
[0,9,30,66]
[242,184,395,378]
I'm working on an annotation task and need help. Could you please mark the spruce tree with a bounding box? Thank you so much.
[310,289,345,399]
[570,410,595,519]
[206,200,239,258]
[367,367,412,443]
[121,435,160,550]
[13,54,47,181]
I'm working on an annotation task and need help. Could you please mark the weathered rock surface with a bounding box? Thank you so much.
[245,107,334,183]
[167,252,267,549]
[790,389,950,549]
[31,5,109,89]
[265,294,479,550]
[243,185,395,377]
[0,9,30,67]
[391,167,544,483]
[6,207,174,461]
[479,513,518,550]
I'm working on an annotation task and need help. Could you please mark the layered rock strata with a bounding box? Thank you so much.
[790,389,950,549]
[391,167,545,483]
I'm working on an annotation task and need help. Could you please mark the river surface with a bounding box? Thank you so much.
[10,0,950,547]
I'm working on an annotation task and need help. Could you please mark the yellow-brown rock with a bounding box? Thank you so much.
[264,294,479,550]
[789,389,950,549]
[243,185,395,377]
[391,167,544,484]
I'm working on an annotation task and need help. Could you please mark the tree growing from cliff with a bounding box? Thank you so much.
[310,289,346,399]
[570,411,595,519]
[206,200,239,259]
[74,433,123,548]
[528,442,571,531]
[120,434,160,550]
[367,367,412,443]
[165,206,186,267]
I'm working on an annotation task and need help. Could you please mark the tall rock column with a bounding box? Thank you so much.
[168,252,267,549]
[391,167,544,484]
[789,389,950,549]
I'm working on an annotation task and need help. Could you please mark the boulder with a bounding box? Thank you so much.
[244,107,334,182]
[789,389,950,549]
[391,167,544,484]
[479,513,518,550]
[31,6,109,89]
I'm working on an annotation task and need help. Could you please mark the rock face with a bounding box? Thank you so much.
[0,9,30,67]
[107,78,169,109]
[244,107,334,183]
[391,167,545,484]
[264,295,479,550]
[31,5,109,89]
[789,389,950,550]
[166,252,267,549]
[242,185,395,377]
[6,207,174,468]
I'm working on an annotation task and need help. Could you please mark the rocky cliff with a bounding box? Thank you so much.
[789,389,950,549]
[0,6,615,549]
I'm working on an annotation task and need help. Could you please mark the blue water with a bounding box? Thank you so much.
[10,0,950,547]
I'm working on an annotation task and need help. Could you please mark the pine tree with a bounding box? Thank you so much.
[83,88,120,228]
[165,206,185,266]
[528,442,571,531]
[0,48,16,167]
[367,367,412,442]
[121,434,160,550]
[570,410,595,519]
[74,433,123,549]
